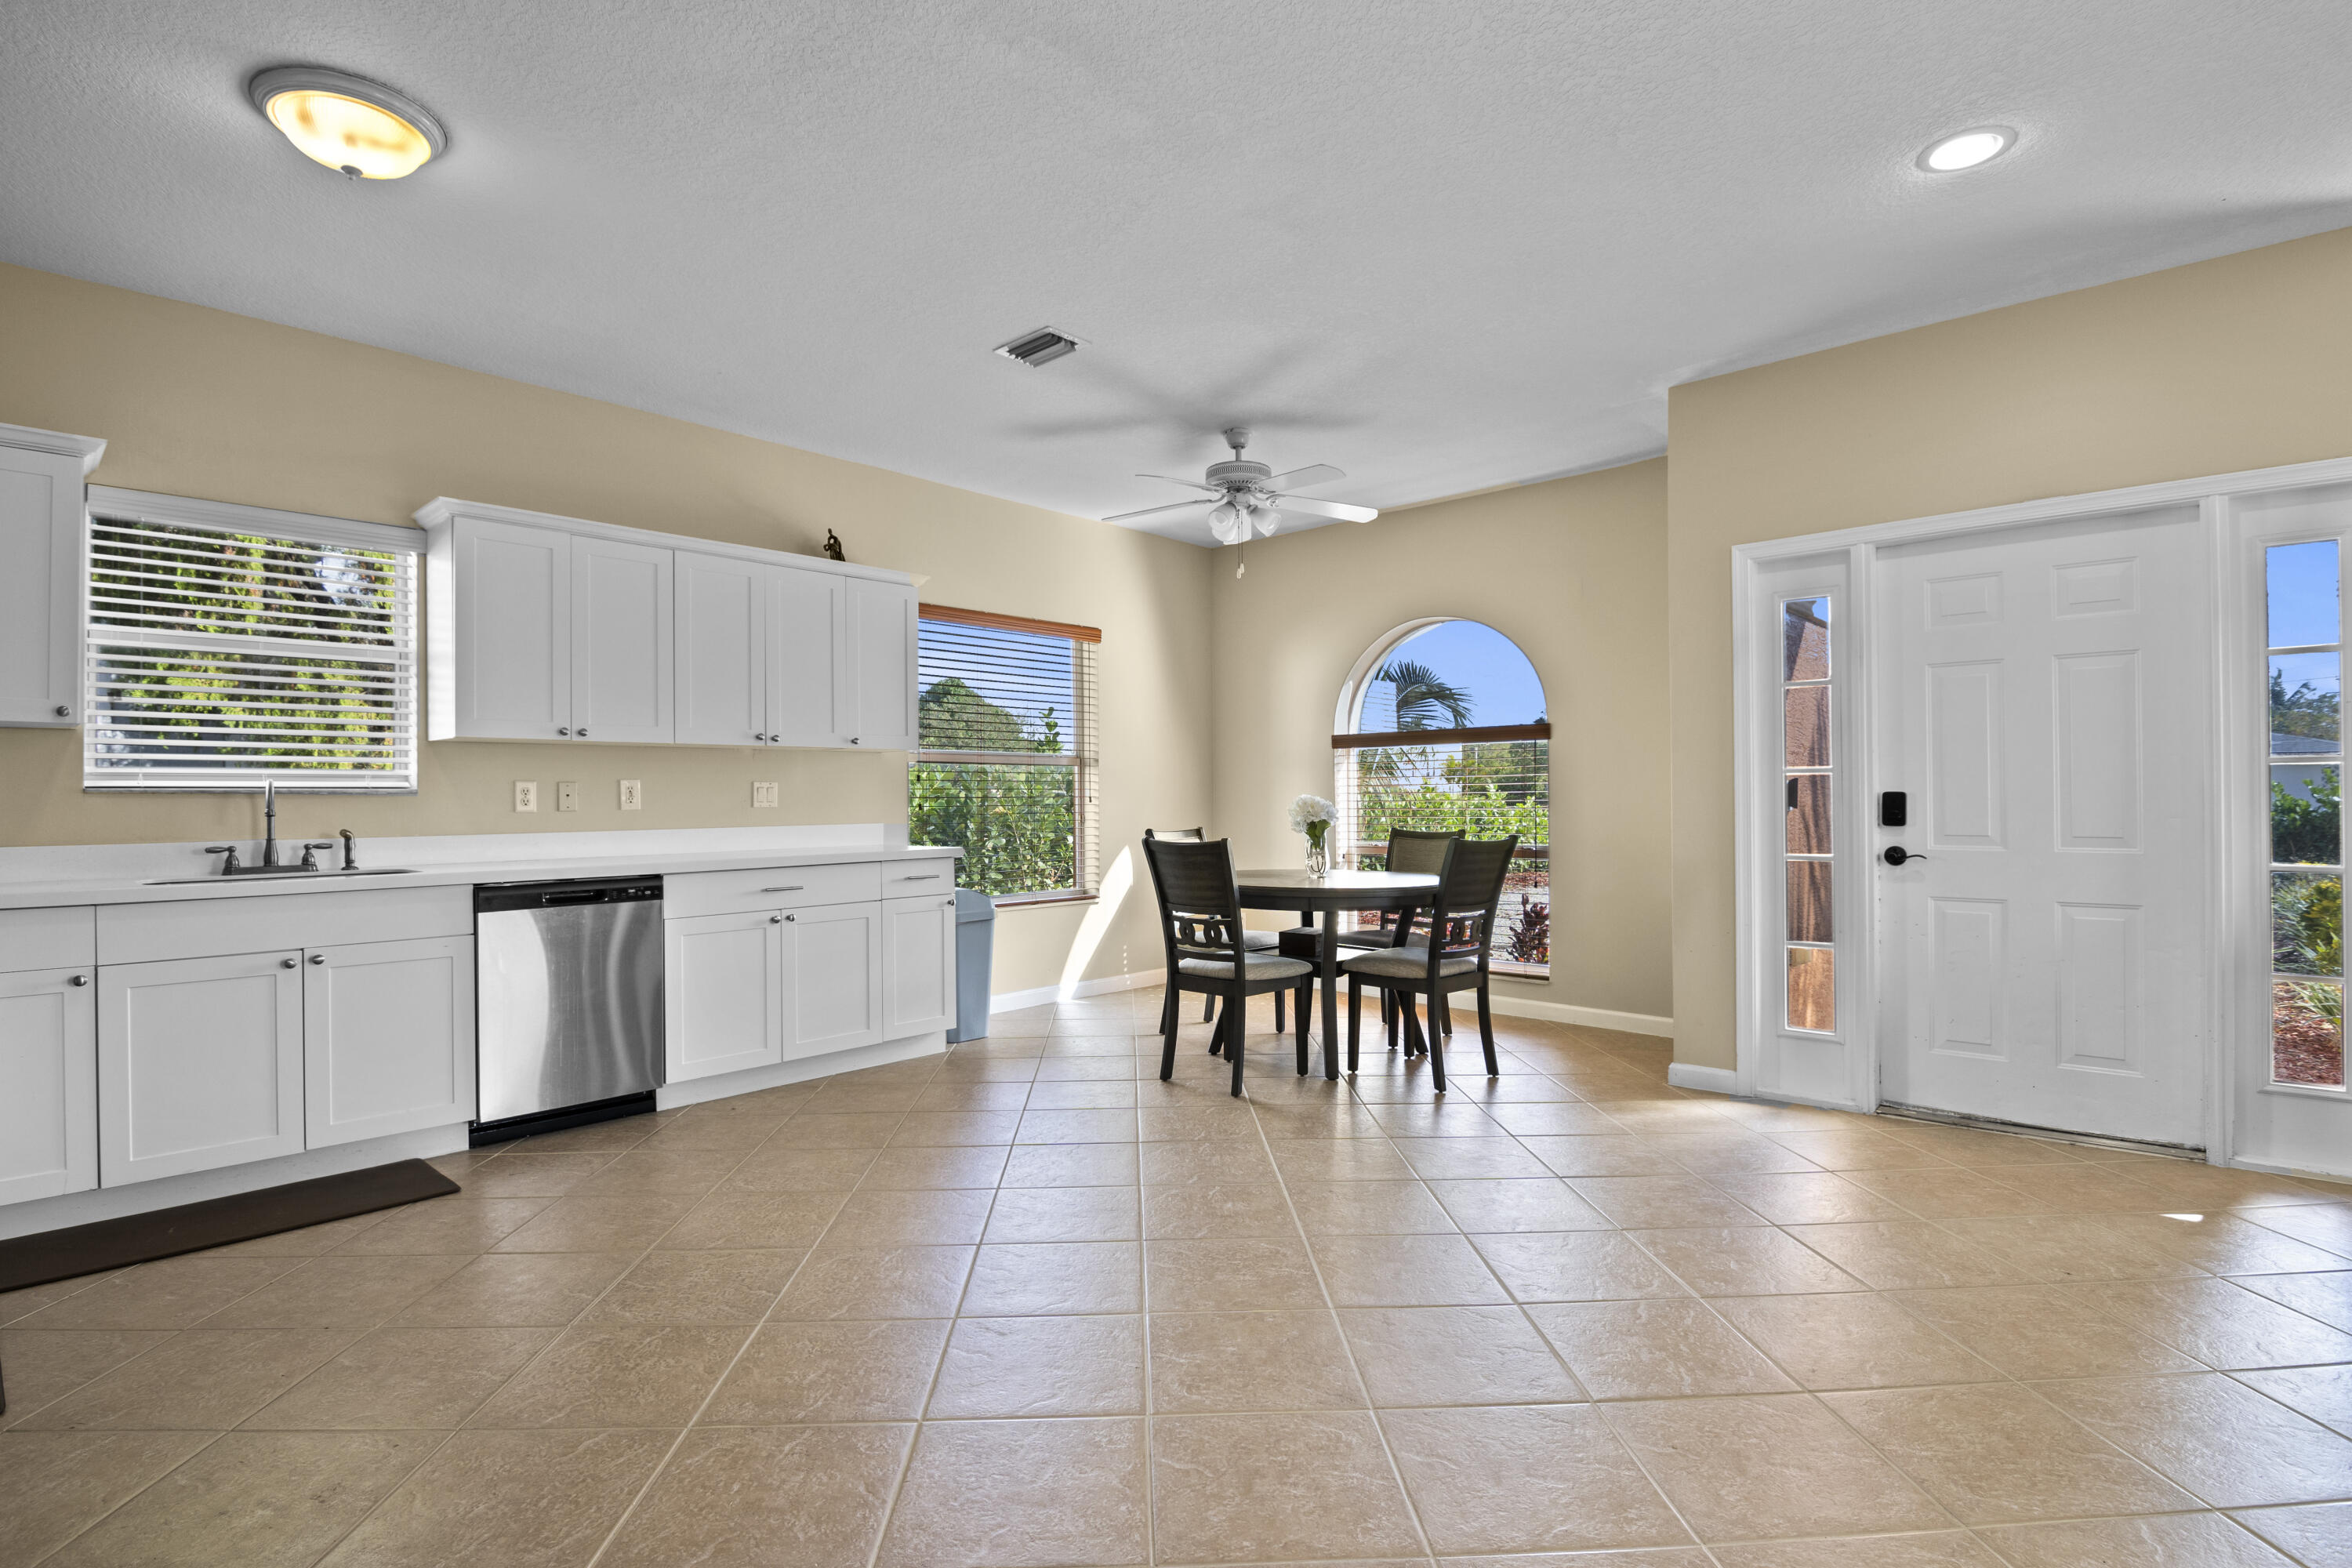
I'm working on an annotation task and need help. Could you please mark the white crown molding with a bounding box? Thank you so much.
[0,421,107,475]
[412,495,913,586]
[89,485,422,555]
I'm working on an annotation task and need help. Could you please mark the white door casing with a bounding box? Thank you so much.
[1874,508,2210,1148]
[303,935,475,1147]
[0,965,98,1203]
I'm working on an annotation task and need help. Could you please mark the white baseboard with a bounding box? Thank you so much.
[2225,1154,2352,1187]
[655,1033,947,1110]
[0,1123,470,1242]
[989,969,1166,1013]
[1665,1062,1741,1095]
[1443,993,1675,1038]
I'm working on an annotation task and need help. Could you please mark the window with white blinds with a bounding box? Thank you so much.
[84,501,420,790]
[909,605,1100,901]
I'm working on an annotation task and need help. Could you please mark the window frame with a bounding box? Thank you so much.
[909,603,1101,906]
[81,486,422,794]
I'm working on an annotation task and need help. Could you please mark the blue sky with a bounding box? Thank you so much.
[1360,619,1546,729]
[2270,540,2339,649]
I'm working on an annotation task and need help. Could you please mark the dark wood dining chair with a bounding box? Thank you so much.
[1142,835,1314,1096]
[1334,826,1459,1040]
[1146,826,1286,1034]
[1340,834,1519,1092]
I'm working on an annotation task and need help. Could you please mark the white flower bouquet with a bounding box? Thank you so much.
[1289,793,1338,873]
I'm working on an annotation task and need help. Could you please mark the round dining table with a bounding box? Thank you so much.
[1234,869,1439,1079]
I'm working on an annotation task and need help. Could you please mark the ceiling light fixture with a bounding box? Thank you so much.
[248,66,445,180]
[1917,126,2016,173]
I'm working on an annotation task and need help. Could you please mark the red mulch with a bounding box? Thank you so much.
[2274,1001,2347,1087]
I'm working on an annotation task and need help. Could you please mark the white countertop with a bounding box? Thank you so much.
[0,829,962,911]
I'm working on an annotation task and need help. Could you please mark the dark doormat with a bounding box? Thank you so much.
[0,1159,459,1414]
[0,1160,460,1294]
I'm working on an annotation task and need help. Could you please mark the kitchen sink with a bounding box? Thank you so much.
[142,868,420,886]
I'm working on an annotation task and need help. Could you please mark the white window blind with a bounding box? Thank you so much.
[84,505,419,790]
[909,606,1100,901]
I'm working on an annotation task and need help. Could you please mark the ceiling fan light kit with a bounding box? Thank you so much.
[1103,426,1377,546]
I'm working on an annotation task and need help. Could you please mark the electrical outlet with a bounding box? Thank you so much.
[514,781,539,812]
[752,782,779,808]
[557,781,579,812]
[619,779,643,811]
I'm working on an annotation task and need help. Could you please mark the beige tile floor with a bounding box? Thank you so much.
[5,989,2352,1566]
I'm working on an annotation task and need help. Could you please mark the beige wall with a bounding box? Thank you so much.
[1668,225,2352,1069]
[0,263,1214,998]
[1208,460,1672,1022]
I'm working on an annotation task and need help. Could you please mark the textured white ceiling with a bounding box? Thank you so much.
[5,1,2351,544]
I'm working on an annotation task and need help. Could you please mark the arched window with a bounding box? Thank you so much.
[1334,620,1551,976]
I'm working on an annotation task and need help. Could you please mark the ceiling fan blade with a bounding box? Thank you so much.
[1137,474,1221,493]
[1103,498,1215,523]
[1268,463,1344,492]
[1270,495,1379,523]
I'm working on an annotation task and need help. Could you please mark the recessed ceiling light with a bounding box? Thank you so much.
[248,66,445,180]
[1918,126,2016,173]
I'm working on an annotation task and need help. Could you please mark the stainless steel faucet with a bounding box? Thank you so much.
[260,780,281,869]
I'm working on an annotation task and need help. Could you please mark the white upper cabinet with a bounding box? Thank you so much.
[0,423,105,728]
[572,535,673,744]
[847,578,919,750]
[423,499,913,752]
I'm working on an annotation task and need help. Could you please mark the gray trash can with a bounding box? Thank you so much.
[947,888,995,1042]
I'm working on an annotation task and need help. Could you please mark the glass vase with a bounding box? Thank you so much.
[1305,832,1329,877]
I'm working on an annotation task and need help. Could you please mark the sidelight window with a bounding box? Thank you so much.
[2265,540,2346,1087]
[1782,597,1834,1032]
[908,606,1100,902]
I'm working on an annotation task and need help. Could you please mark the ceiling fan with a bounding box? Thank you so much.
[1104,427,1377,545]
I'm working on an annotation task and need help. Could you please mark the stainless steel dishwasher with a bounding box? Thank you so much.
[473,876,665,1145]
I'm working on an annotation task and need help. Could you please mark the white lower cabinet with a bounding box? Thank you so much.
[882,894,957,1039]
[665,909,784,1083]
[303,936,476,1148]
[783,901,884,1058]
[99,950,305,1186]
[0,965,98,1203]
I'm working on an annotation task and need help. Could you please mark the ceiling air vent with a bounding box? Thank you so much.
[994,327,1079,368]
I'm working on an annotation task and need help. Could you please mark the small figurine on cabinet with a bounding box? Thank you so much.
[822,529,846,561]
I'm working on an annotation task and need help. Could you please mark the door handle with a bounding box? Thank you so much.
[281,956,299,968]
[308,953,327,964]
[68,974,89,987]
[784,913,797,922]
[770,914,782,924]
[760,885,804,893]
[557,727,569,736]
[1882,846,1928,866]
[898,874,941,882]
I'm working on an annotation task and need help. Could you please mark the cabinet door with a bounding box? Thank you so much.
[769,564,848,747]
[99,951,303,1185]
[572,535,673,744]
[844,578,919,750]
[781,902,884,1059]
[665,910,783,1082]
[0,445,85,727]
[0,965,98,1204]
[880,894,958,1040]
[454,520,571,739]
[303,936,475,1148]
[675,551,768,746]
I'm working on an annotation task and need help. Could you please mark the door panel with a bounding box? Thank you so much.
[0,966,97,1203]
[100,951,304,1185]
[769,566,847,746]
[665,910,783,1081]
[783,901,882,1058]
[572,537,673,743]
[304,936,474,1146]
[881,894,956,1039]
[1877,508,2208,1146]
[0,448,82,727]
[457,521,569,739]
[674,552,768,746]
[844,579,917,750]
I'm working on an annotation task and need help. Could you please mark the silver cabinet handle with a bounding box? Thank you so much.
[576,728,588,738]
[308,953,326,965]
[557,727,570,736]
[753,732,768,742]
[898,873,941,881]
[784,913,797,922]
[849,736,861,745]
[942,897,955,907]
[281,956,299,969]
[770,914,782,924]
[760,885,804,893]
[53,704,70,718]
[68,974,89,987]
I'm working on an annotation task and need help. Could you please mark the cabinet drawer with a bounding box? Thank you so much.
[878,858,957,898]
[97,884,475,965]
[665,862,883,919]
[0,906,96,974]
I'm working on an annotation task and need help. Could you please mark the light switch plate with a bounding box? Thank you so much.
[753,782,779,808]
[619,779,643,811]
[514,781,539,812]
[557,781,579,812]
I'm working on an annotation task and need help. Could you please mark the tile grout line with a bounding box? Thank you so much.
[575,1060,950,1568]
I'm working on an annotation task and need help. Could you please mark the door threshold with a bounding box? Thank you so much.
[1875,1102,2205,1162]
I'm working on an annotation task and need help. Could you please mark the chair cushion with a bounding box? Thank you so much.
[1341,946,1478,981]
[1240,930,1281,950]
[1179,952,1313,981]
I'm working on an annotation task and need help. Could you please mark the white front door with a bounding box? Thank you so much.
[1875,506,2211,1147]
